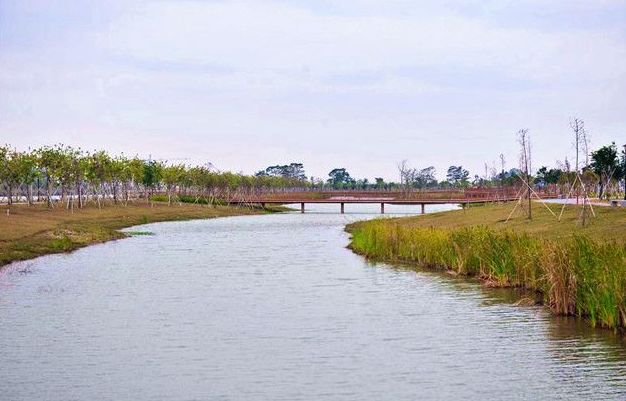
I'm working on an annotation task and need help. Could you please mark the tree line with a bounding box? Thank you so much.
[2,133,625,207]
[0,145,309,207]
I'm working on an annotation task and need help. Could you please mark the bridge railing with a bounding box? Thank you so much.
[228,187,559,203]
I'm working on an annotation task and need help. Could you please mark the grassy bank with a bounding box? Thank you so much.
[0,202,278,267]
[347,204,626,330]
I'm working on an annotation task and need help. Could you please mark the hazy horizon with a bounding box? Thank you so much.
[1,1,625,181]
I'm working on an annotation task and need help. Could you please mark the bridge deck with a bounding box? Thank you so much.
[234,198,518,205]
[225,197,522,214]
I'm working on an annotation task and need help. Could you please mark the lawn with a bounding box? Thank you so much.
[0,201,272,267]
[372,202,626,242]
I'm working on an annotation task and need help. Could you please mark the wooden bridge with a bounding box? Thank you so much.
[229,194,523,214]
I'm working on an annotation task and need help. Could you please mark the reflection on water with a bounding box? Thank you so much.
[0,203,624,401]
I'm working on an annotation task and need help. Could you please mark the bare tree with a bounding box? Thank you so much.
[571,118,584,174]
[569,117,591,204]
[518,129,532,219]
[397,160,410,196]
[569,117,595,224]
[559,118,597,225]
[489,162,497,183]
[499,153,506,198]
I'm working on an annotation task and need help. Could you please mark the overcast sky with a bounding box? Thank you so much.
[1,0,625,181]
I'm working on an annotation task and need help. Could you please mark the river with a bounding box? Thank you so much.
[1,204,625,400]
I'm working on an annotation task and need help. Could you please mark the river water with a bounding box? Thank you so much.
[1,204,625,401]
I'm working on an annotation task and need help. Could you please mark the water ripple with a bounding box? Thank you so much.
[1,204,625,401]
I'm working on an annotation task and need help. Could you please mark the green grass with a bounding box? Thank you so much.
[49,235,74,251]
[347,203,626,330]
[126,231,155,236]
[151,194,226,205]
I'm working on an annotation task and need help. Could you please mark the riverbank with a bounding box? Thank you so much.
[347,203,626,330]
[0,202,280,268]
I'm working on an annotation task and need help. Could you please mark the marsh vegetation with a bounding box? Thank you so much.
[348,204,626,330]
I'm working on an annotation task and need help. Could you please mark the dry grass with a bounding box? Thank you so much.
[381,202,626,241]
[0,201,275,267]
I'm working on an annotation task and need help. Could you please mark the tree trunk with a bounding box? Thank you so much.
[76,179,82,209]
[27,184,33,206]
[598,180,604,200]
[46,175,51,208]
[523,175,532,220]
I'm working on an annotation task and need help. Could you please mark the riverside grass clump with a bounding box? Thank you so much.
[150,194,227,206]
[348,220,626,330]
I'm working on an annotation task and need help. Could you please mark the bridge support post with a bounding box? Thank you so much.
[301,202,305,213]
[261,202,265,209]
[381,203,385,214]
[421,203,425,214]
[340,202,345,214]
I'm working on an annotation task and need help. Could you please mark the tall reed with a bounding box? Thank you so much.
[348,219,626,330]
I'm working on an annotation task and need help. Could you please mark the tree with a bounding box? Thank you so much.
[0,147,23,205]
[570,118,590,172]
[472,174,481,186]
[259,163,306,180]
[109,156,128,205]
[84,150,113,209]
[0,146,8,202]
[142,160,163,199]
[590,142,619,199]
[327,168,354,189]
[56,146,83,209]
[35,145,65,208]
[446,165,469,188]
[285,163,306,180]
[569,117,590,207]
[115,155,134,204]
[397,160,411,193]
[14,150,39,205]
[414,166,437,188]
[535,166,548,187]
[162,164,186,205]
[518,128,532,219]
[621,144,626,200]
[536,166,562,188]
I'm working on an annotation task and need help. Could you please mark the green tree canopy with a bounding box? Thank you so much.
[446,165,470,188]
[327,168,355,189]
[591,142,619,199]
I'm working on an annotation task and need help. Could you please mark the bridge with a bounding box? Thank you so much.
[227,191,518,214]
[260,199,516,214]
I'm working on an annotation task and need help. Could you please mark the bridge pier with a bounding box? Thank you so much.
[340,202,345,214]
[381,203,385,214]
[261,202,265,209]
[421,203,425,214]
[301,202,305,213]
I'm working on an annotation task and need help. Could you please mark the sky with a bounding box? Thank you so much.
[1,0,625,182]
